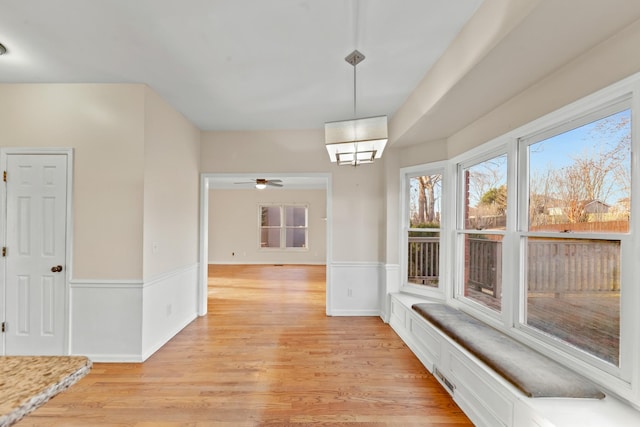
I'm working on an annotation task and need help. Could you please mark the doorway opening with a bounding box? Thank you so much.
[198,173,332,317]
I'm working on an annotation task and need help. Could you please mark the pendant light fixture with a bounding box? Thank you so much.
[324,49,388,166]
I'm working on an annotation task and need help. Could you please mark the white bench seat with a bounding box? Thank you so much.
[412,302,604,399]
[388,293,640,427]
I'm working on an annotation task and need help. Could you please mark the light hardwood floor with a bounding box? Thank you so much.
[20,264,471,426]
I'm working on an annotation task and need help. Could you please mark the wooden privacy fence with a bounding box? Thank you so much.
[527,239,620,293]
[408,236,620,295]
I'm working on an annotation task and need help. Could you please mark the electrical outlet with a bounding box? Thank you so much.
[166,304,172,316]
[347,288,353,297]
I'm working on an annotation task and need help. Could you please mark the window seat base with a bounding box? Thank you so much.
[412,302,604,399]
[388,293,640,427]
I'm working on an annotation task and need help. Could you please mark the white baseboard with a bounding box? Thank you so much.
[330,309,381,317]
[207,261,326,265]
[77,353,145,363]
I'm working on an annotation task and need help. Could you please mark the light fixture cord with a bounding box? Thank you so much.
[352,0,360,166]
[353,62,357,118]
[353,0,359,119]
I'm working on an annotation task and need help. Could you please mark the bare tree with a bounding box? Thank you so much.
[417,175,441,225]
[553,165,590,223]
[547,112,631,223]
[466,157,507,207]
[529,169,556,227]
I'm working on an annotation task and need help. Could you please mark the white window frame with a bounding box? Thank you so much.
[258,204,309,251]
[515,96,632,379]
[453,146,515,324]
[400,161,449,299]
[446,73,640,404]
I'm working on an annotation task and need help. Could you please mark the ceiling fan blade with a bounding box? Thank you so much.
[233,181,255,184]
[267,182,283,187]
[268,179,282,184]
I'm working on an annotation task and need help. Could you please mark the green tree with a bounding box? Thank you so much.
[479,185,507,215]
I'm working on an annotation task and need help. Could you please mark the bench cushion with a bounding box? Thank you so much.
[412,302,605,399]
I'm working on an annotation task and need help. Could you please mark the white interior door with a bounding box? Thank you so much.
[4,154,68,355]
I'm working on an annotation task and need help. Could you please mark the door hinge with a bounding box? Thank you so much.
[2,171,6,182]
[1,247,5,257]
[1,322,5,333]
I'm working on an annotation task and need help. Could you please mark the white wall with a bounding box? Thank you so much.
[0,84,146,279]
[143,86,201,279]
[447,18,640,158]
[208,189,326,264]
[201,130,384,315]
[0,84,201,361]
[141,87,201,359]
[200,130,384,263]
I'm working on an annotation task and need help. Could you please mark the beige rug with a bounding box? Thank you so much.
[0,356,92,426]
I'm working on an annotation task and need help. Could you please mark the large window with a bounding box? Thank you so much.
[451,89,634,386]
[401,75,640,404]
[407,172,442,288]
[260,205,308,249]
[521,103,630,367]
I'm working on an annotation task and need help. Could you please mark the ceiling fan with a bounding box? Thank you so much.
[234,178,283,189]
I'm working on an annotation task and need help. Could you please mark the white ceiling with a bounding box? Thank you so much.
[4,0,640,159]
[0,0,482,131]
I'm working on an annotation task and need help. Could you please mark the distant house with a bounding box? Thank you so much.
[544,199,610,217]
[583,200,611,214]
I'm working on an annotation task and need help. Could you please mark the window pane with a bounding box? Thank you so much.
[463,155,507,231]
[285,228,306,248]
[525,237,620,365]
[409,174,442,228]
[528,109,631,233]
[407,231,440,287]
[463,233,502,311]
[285,206,306,227]
[261,206,281,227]
[260,228,280,248]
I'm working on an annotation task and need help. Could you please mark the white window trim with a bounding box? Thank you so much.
[453,146,513,325]
[399,161,449,299]
[443,72,640,406]
[258,204,309,251]
[514,99,632,380]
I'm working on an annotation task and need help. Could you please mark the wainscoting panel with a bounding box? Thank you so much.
[142,264,199,361]
[69,264,199,362]
[380,264,400,322]
[69,280,144,362]
[328,262,382,316]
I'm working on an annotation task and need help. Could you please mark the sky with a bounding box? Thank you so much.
[408,108,632,222]
[528,108,631,205]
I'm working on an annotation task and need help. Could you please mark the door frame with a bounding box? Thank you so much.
[198,172,333,317]
[0,147,74,355]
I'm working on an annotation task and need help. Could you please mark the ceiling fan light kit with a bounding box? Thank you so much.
[234,178,283,189]
[324,49,388,167]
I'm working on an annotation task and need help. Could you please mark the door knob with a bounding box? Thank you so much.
[51,265,63,273]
